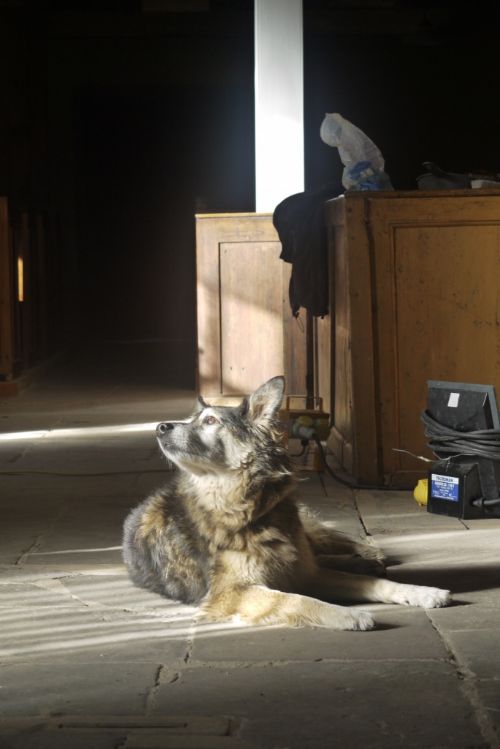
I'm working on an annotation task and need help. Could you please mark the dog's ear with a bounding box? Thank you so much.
[195,395,209,413]
[238,397,249,417]
[247,376,285,426]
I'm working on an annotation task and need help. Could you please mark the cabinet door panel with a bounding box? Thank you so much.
[370,195,500,485]
[220,241,284,395]
[196,213,307,401]
[393,224,500,472]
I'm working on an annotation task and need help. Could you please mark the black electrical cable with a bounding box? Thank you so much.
[421,410,500,459]
[472,496,500,507]
[313,438,403,491]
[422,410,500,509]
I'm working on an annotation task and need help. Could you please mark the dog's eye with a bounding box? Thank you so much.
[203,415,219,426]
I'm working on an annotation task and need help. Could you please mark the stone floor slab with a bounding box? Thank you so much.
[0,580,83,609]
[0,716,245,749]
[191,607,449,663]
[0,728,119,749]
[0,662,157,717]
[0,606,193,663]
[429,604,500,630]
[60,574,193,613]
[152,660,484,749]
[444,628,500,679]
[356,491,464,535]
[475,680,500,742]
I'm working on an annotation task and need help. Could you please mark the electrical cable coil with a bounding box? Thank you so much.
[421,410,500,459]
[421,410,500,508]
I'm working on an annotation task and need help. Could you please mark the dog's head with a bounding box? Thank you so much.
[156,376,286,476]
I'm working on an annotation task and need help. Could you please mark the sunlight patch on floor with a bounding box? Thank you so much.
[0,422,159,442]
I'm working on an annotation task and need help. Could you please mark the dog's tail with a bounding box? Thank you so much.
[200,584,374,631]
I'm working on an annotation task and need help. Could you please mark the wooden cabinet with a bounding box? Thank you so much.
[0,197,14,381]
[196,212,307,402]
[0,197,62,394]
[317,190,500,488]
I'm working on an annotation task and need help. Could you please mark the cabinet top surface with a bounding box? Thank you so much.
[326,188,500,204]
[195,212,273,219]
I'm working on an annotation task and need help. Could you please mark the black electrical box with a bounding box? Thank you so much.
[427,461,483,519]
[424,380,500,519]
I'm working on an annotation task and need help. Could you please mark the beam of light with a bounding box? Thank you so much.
[0,611,196,629]
[381,529,495,544]
[254,0,304,211]
[0,429,47,442]
[0,422,159,442]
[0,567,126,582]
[0,615,198,640]
[0,599,194,620]
[27,546,123,555]
[0,627,195,656]
[0,617,275,657]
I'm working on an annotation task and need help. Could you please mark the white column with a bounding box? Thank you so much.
[254,0,304,212]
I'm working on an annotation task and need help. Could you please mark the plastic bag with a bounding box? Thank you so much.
[320,112,393,191]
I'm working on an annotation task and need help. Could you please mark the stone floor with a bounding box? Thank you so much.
[1,353,500,749]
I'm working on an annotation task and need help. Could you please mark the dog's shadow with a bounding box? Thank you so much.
[367,621,398,631]
[384,558,500,598]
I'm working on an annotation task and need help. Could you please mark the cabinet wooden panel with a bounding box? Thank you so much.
[220,241,285,394]
[196,212,307,401]
[319,190,500,487]
[0,197,14,379]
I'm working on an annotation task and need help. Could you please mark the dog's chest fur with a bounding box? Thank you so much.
[181,472,298,559]
[183,477,303,592]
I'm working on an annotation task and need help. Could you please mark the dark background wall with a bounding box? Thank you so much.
[1,1,499,387]
[304,6,500,191]
[47,4,254,385]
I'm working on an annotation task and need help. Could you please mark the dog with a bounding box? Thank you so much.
[122,376,451,630]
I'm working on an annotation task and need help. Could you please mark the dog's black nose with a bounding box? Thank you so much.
[157,422,174,435]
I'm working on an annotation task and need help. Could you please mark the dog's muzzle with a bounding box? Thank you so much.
[157,422,174,436]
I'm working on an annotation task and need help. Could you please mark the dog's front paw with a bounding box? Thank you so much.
[349,609,376,631]
[320,604,375,631]
[394,584,451,609]
[417,586,451,608]
[332,607,375,631]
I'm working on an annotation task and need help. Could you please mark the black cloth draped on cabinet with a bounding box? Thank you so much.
[273,182,341,318]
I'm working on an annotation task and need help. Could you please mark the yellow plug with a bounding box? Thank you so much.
[413,478,428,507]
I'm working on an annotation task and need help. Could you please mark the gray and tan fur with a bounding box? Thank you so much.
[122,377,451,630]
